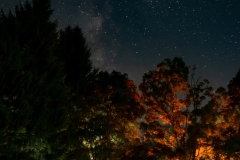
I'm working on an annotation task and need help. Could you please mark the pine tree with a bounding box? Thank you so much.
[51,25,98,159]
[0,0,67,159]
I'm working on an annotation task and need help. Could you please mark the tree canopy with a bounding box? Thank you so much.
[1,0,240,159]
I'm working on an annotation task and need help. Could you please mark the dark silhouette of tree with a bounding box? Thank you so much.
[1,1,144,159]
[57,25,96,95]
[0,0,67,159]
[52,25,98,160]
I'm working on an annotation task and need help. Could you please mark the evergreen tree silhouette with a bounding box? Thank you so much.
[0,0,67,159]
[52,25,98,159]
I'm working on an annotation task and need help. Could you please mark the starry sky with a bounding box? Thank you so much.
[2,0,240,89]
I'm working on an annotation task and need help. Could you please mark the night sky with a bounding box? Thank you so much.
[2,0,240,89]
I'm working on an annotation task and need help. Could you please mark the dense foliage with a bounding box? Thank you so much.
[1,0,240,159]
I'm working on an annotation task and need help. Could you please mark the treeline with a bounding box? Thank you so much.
[0,0,240,159]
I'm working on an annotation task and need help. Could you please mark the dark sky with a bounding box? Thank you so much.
[2,0,240,89]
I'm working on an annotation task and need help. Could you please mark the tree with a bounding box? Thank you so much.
[92,71,144,159]
[204,69,240,159]
[139,57,189,159]
[63,70,144,159]
[3,1,240,159]
[139,57,214,160]
[50,25,99,159]
[57,25,96,95]
[0,0,67,159]
[223,69,240,158]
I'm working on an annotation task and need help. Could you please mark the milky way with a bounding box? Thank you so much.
[2,0,240,89]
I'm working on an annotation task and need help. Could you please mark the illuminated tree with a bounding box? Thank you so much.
[139,57,214,160]
[79,71,144,159]
[223,69,240,158]
[204,69,240,159]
